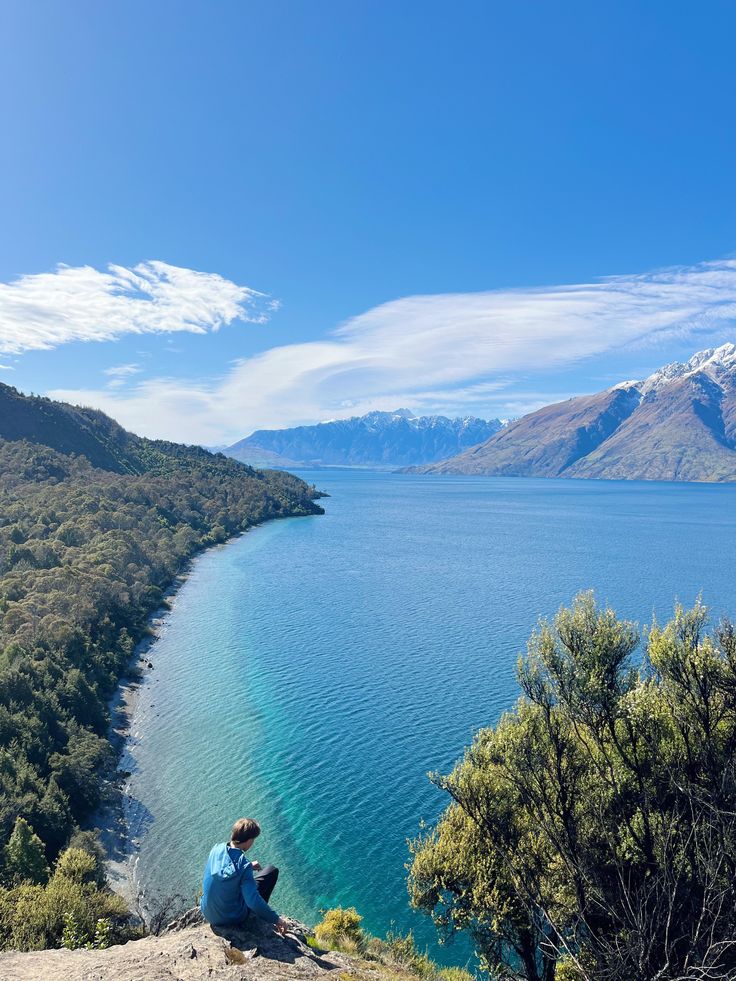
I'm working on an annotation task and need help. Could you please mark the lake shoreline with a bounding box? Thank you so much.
[93,509,322,917]
[92,568,190,912]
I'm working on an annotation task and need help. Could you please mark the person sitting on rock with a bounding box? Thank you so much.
[200,817,288,934]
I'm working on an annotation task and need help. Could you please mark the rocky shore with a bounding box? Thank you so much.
[0,909,360,981]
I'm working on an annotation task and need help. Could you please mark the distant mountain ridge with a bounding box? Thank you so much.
[225,409,503,468]
[409,343,736,482]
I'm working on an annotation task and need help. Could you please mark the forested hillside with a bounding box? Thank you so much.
[0,382,250,477]
[0,390,323,948]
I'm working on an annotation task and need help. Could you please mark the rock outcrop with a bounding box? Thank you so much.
[0,909,359,981]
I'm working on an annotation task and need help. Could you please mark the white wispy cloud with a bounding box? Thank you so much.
[47,257,736,444]
[103,363,142,378]
[103,363,143,389]
[0,260,269,355]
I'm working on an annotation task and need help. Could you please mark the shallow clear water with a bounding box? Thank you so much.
[122,472,736,964]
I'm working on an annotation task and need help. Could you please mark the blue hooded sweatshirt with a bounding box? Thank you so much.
[200,842,280,926]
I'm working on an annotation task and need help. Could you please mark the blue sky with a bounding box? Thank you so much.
[1,0,736,443]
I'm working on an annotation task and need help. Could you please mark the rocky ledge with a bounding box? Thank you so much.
[0,909,361,981]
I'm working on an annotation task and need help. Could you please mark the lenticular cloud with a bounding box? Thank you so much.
[0,260,269,355]
[24,254,736,444]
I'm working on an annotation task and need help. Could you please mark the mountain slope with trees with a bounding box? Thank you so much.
[0,382,256,478]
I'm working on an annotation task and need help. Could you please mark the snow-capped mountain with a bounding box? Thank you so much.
[637,342,736,395]
[611,343,736,396]
[224,410,503,469]
[411,343,736,482]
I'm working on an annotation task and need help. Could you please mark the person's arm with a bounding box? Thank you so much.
[240,863,280,924]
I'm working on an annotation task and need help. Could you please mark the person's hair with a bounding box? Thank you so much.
[230,817,261,844]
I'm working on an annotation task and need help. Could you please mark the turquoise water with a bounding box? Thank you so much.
[122,473,736,963]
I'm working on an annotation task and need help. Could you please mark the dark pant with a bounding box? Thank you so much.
[255,863,279,903]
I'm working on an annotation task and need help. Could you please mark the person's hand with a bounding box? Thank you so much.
[274,917,289,936]
[251,860,261,870]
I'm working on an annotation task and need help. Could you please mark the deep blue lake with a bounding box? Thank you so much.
[120,472,736,965]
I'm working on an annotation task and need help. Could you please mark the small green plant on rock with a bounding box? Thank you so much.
[384,930,434,977]
[310,908,475,981]
[314,907,365,953]
[436,967,475,981]
[61,912,86,950]
[61,912,114,950]
[91,917,113,950]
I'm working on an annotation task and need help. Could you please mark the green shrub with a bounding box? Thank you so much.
[437,968,475,981]
[54,847,98,885]
[61,912,86,950]
[312,908,474,981]
[3,818,49,886]
[409,595,736,980]
[383,930,434,977]
[62,912,114,950]
[66,830,106,887]
[314,907,365,952]
[0,848,130,951]
[92,916,114,949]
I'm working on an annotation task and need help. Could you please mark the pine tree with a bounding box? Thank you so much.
[4,816,50,885]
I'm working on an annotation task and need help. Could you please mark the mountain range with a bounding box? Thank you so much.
[409,343,736,481]
[224,409,503,468]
